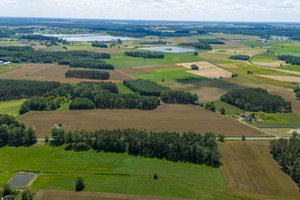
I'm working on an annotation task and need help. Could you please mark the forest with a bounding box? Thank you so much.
[178,42,212,50]
[220,88,292,113]
[68,60,115,70]
[65,70,110,80]
[0,46,110,63]
[198,39,225,44]
[123,79,168,96]
[19,34,65,43]
[92,41,108,48]
[278,55,300,65]
[161,90,198,104]
[0,79,61,101]
[229,55,250,60]
[50,128,221,167]
[125,51,165,58]
[270,133,300,187]
[0,114,36,147]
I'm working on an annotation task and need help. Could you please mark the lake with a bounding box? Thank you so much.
[36,33,135,42]
[138,46,197,53]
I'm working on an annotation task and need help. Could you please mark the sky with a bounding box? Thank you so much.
[0,0,300,22]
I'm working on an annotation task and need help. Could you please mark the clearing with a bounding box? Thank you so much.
[219,141,300,200]
[177,61,232,79]
[17,104,267,137]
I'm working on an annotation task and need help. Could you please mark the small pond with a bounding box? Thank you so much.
[8,174,34,187]
[137,46,197,53]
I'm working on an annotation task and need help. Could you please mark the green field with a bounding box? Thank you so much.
[107,52,204,68]
[275,65,300,72]
[210,100,244,116]
[0,99,27,117]
[0,65,18,73]
[0,172,14,186]
[116,83,134,94]
[275,45,300,57]
[134,67,206,82]
[251,112,300,128]
[0,144,247,200]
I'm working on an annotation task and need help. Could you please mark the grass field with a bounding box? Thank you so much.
[275,45,300,57]
[17,104,267,137]
[219,141,300,200]
[275,65,300,72]
[0,144,247,200]
[116,83,134,94]
[133,67,206,82]
[210,100,244,116]
[0,65,19,73]
[0,172,14,186]
[0,99,27,117]
[251,112,300,128]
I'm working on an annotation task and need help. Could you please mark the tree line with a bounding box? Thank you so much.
[123,79,168,96]
[68,60,114,70]
[125,51,164,58]
[229,55,250,60]
[198,39,225,44]
[50,128,221,167]
[0,46,110,63]
[20,34,65,43]
[178,42,212,50]
[220,88,292,113]
[92,42,108,48]
[278,55,300,65]
[270,133,300,187]
[161,90,198,104]
[65,70,110,80]
[0,114,36,147]
[139,41,168,45]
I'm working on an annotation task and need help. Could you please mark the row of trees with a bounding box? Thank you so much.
[220,88,292,113]
[139,41,168,45]
[270,133,300,187]
[65,70,110,80]
[229,55,250,60]
[20,34,64,43]
[123,79,168,96]
[0,114,36,147]
[198,39,224,44]
[178,42,212,50]
[92,41,108,48]
[0,46,110,63]
[0,79,61,101]
[50,128,221,167]
[278,55,300,65]
[125,51,164,58]
[161,90,198,104]
[68,60,115,70]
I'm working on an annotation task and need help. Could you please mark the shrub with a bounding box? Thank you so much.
[75,177,85,192]
[191,64,199,70]
[229,55,250,60]
[153,174,158,180]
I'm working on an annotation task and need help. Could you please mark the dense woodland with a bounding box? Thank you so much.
[65,70,110,80]
[220,88,292,113]
[229,55,250,60]
[270,133,300,187]
[123,79,168,96]
[68,60,114,70]
[0,79,61,101]
[125,51,164,58]
[178,42,212,50]
[161,90,198,104]
[198,39,224,44]
[278,55,300,65]
[92,41,108,48]
[0,114,36,147]
[50,128,221,167]
[0,46,110,63]
[20,34,65,44]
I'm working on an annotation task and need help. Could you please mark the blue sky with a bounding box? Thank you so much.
[0,0,299,22]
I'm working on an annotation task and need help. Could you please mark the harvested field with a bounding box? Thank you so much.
[258,75,300,82]
[18,104,267,137]
[252,61,287,67]
[210,48,265,56]
[219,141,300,200]
[210,40,244,49]
[34,190,196,200]
[0,63,134,83]
[177,61,232,79]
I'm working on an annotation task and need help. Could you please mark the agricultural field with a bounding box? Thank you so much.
[219,141,300,200]
[17,104,267,137]
[0,99,26,116]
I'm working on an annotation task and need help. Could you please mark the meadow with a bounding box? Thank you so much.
[0,99,26,116]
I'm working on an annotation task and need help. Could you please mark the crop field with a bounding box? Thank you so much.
[275,45,300,57]
[178,61,232,79]
[0,99,27,116]
[17,104,267,137]
[257,75,300,82]
[275,65,300,72]
[209,48,265,57]
[219,141,300,200]
[252,61,287,67]
[1,144,248,200]
[0,63,134,83]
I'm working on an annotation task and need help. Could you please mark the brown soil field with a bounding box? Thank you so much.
[210,40,245,49]
[219,141,300,200]
[0,63,134,83]
[34,190,196,200]
[177,62,232,79]
[258,75,300,82]
[252,61,287,67]
[17,104,267,138]
[119,65,179,75]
